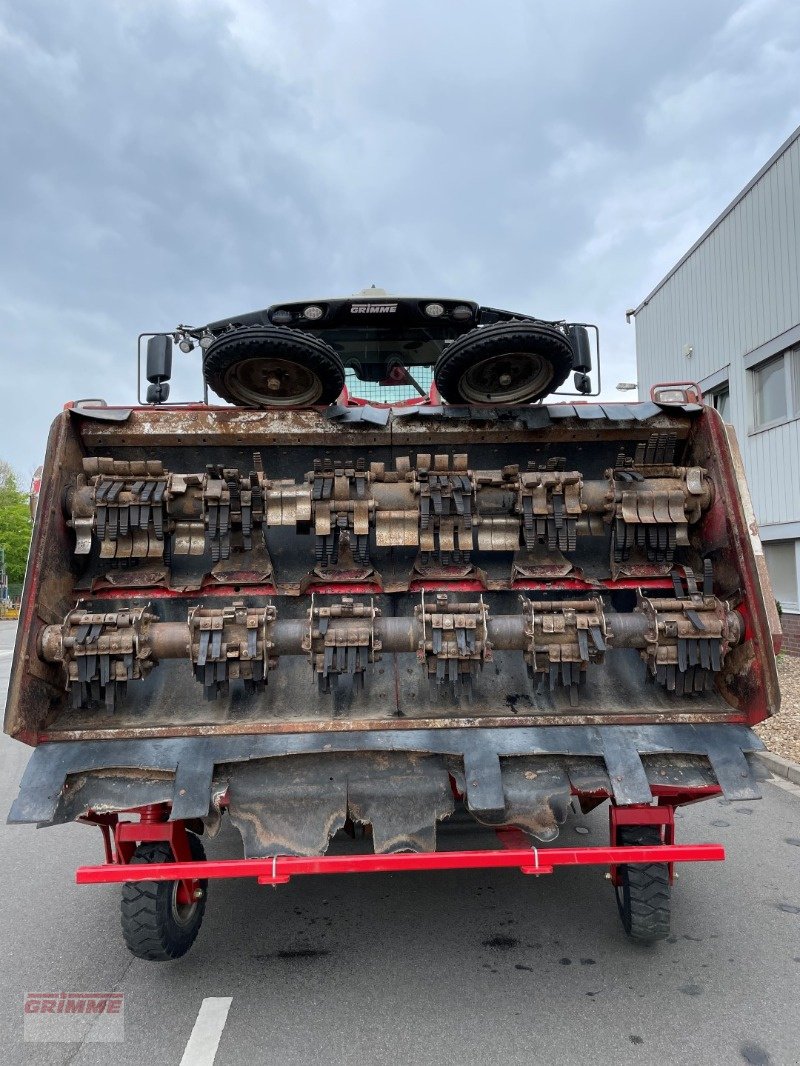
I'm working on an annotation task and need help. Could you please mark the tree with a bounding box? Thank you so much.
[0,462,32,588]
[0,459,22,506]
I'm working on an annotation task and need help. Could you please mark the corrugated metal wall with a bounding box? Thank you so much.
[635,131,800,529]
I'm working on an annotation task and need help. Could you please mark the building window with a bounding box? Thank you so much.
[763,540,799,613]
[750,347,800,430]
[706,384,730,421]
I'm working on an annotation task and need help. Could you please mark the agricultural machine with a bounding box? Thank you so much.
[4,289,780,959]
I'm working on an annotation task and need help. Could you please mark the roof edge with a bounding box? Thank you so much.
[632,122,800,317]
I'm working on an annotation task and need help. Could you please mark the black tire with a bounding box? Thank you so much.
[615,825,671,943]
[120,833,207,961]
[203,325,345,407]
[434,321,573,405]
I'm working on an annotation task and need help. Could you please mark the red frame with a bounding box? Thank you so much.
[75,842,724,887]
[75,803,724,892]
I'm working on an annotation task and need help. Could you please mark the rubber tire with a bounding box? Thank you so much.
[615,825,671,943]
[120,833,207,961]
[433,321,574,405]
[202,325,345,407]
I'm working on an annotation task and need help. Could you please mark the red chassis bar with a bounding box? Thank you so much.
[76,841,724,887]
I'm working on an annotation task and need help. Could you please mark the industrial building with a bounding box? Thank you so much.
[633,124,800,653]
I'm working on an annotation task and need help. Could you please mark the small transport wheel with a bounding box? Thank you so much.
[433,321,574,405]
[202,325,345,407]
[615,825,671,943]
[120,832,207,961]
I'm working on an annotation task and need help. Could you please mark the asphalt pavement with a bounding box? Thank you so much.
[1,619,799,1066]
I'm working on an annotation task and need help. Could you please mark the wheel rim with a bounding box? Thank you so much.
[458,351,554,403]
[170,882,198,927]
[222,356,324,406]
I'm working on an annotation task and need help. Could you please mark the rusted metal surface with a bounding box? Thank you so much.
[38,597,744,716]
[687,411,781,720]
[4,402,780,752]
[38,710,744,744]
[65,450,713,581]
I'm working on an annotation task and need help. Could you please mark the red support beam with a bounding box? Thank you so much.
[76,842,724,887]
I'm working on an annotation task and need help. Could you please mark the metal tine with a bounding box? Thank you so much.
[197,629,210,667]
[590,625,606,651]
[678,638,687,672]
[686,609,707,632]
[577,628,589,662]
[710,640,721,672]
[699,640,710,670]
[667,664,676,692]
[654,432,667,465]
[210,627,222,661]
[703,559,714,597]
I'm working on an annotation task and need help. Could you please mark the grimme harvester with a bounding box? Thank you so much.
[5,290,780,959]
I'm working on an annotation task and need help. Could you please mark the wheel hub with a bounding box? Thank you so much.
[459,351,554,404]
[223,356,324,406]
[171,883,199,927]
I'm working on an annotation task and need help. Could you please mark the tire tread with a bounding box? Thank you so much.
[202,325,344,407]
[120,835,206,961]
[616,825,671,943]
[434,320,574,404]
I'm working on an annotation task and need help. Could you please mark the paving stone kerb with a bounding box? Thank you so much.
[755,750,800,786]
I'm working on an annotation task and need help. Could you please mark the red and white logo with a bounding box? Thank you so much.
[24,992,125,1042]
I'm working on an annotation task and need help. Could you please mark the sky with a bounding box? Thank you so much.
[1,0,799,478]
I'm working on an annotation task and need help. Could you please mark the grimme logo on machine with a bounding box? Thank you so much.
[24,992,124,1042]
[350,303,398,313]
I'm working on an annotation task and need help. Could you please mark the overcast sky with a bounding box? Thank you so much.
[1,0,799,477]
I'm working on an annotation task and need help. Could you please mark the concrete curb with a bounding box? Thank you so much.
[755,750,800,787]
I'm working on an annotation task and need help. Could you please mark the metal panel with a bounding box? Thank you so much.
[634,133,800,529]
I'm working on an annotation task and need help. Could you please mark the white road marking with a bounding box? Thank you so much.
[179,998,233,1066]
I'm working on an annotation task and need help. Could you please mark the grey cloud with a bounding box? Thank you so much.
[1,0,799,475]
